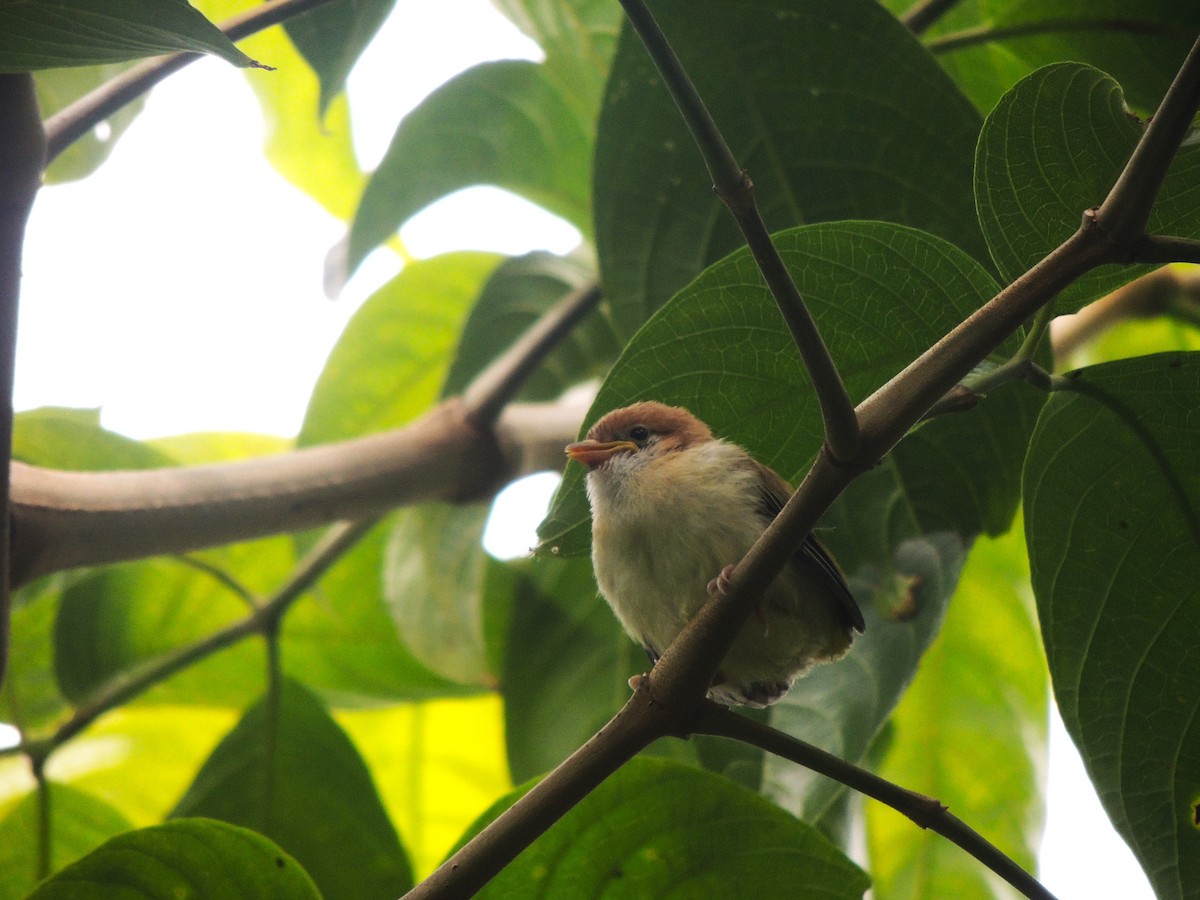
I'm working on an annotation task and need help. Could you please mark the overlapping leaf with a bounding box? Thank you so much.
[594,0,987,339]
[172,679,412,900]
[1024,351,1200,900]
[440,250,618,402]
[286,0,396,116]
[0,1,259,70]
[865,527,1047,899]
[27,818,320,900]
[454,757,869,898]
[975,63,1200,315]
[347,61,592,274]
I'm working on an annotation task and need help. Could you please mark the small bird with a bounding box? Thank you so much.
[566,401,864,707]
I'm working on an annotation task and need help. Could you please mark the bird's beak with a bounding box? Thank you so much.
[565,439,639,469]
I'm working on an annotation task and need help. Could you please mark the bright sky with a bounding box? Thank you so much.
[13,2,1154,896]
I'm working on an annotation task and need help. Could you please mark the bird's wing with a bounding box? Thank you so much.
[750,458,866,633]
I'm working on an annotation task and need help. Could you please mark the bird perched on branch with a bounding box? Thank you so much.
[566,401,864,707]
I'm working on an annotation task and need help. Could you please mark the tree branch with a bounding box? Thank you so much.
[1132,233,1200,265]
[0,74,45,693]
[927,19,1171,55]
[8,398,584,587]
[43,0,339,164]
[615,0,861,463]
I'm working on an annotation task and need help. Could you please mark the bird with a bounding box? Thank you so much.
[565,401,864,707]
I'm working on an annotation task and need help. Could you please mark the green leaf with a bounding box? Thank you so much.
[0,784,131,899]
[27,818,320,900]
[974,62,1200,315]
[540,222,1021,556]
[865,526,1048,898]
[490,0,620,118]
[0,577,75,733]
[347,61,592,273]
[13,406,171,470]
[594,0,987,338]
[35,65,144,183]
[285,0,396,117]
[336,697,511,879]
[53,539,294,709]
[1023,351,1200,900]
[298,252,502,446]
[383,504,493,686]
[0,0,261,71]
[280,517,474,705]
[498,555,642,782]
[440,250,619,402]
[172,679,413,899]
[455,757,869,898]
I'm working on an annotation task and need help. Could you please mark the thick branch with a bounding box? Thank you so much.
[0,74,45,691]
[8,398,585,587]
[44,0,339,164]
[615,0,860,462]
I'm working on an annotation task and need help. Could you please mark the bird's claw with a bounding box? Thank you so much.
[707,563,737,598]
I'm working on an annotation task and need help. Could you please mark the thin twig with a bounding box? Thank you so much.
[43,0,339,164]
[463,282,603,427]
[694,703,1057,900]
[901,0,965,35]
[927,18,1170,54]
[1132,234,1200,265]
[615,0,861,463]
[174,554,259,608]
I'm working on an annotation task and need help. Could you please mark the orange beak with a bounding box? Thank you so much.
[565,439,639,469]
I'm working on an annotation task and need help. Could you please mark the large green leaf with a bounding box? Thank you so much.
[594,0,986,339]
[35,65,144,182]
[298,252,501,446]
[0,784,131,900]
[285,0,396,116]
[454,757,870,898]
[490,0,620,118]
[497,555,643,783]
[172,679,412,900]
[1023,351,1200,900]
[27,818,320,900]
[0,0,260,71]
[865,526,1047,899]
[347,61,592,274]
[974,63,1200,315]
[383,504,494,686]
[280,517,474,704]
[884,0,1200,115]
[540,222,1026,556]
[440,250,619,402]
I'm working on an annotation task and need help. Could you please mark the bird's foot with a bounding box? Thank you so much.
[707,563,737,597]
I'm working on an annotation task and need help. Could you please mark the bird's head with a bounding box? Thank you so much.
[565,401,713,471]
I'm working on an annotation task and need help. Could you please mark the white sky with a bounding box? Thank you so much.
[12,2,1154,896]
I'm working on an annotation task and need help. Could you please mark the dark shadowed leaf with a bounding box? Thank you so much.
[0,1,260,70]
[1024,351,1200,900]
[0,784,132,899]
[454,757,869,898]
[594,0,986,338]
[347,61,591,273]
[171,679,412,900]
[975,63,1200,314]
[27,818,320,900]
[286,0,396,116]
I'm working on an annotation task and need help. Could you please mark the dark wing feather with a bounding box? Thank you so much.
[750,458,866,633]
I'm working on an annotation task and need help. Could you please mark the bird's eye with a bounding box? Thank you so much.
[629,425,650,443]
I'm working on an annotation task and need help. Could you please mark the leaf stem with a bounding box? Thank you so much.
[615,0,861,463]
[694,703,1058,900]
[32,753,51,880]
[43,0,340,164]
[900,0,965,36]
